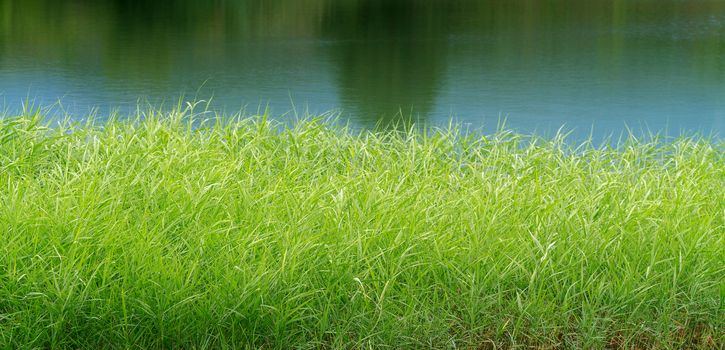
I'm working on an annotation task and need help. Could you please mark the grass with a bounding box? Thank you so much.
[0,106,723,349]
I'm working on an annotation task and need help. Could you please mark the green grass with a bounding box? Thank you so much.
[0,107,723,349]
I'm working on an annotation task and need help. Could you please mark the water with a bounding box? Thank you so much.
[1,0,724,137]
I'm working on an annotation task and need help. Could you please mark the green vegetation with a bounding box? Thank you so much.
[0,107,723,349]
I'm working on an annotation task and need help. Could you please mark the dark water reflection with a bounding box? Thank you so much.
[1,0,723,137]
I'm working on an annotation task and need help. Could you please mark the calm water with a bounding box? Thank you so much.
[1,0,724,137]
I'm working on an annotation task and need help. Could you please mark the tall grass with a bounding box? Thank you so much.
[0,107,723,349]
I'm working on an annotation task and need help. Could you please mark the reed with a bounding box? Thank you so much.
[0,107,722,349]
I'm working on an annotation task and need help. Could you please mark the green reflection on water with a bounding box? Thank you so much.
[0,0,723,131]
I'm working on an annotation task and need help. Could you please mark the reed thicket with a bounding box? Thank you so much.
[0,108,722,349]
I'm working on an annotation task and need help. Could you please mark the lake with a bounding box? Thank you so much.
[1,0,723,138]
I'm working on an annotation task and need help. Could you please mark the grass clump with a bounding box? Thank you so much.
[0,108,723,349]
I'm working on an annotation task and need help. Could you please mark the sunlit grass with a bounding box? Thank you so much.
[0,106,723,349]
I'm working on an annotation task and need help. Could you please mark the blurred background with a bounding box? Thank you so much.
[1,0,723,137]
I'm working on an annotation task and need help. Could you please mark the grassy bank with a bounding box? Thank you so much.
[0,109,723,349]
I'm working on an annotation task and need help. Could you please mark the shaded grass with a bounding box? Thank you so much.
[0,107,723,349]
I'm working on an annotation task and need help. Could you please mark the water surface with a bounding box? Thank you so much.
[1,0,723,137]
